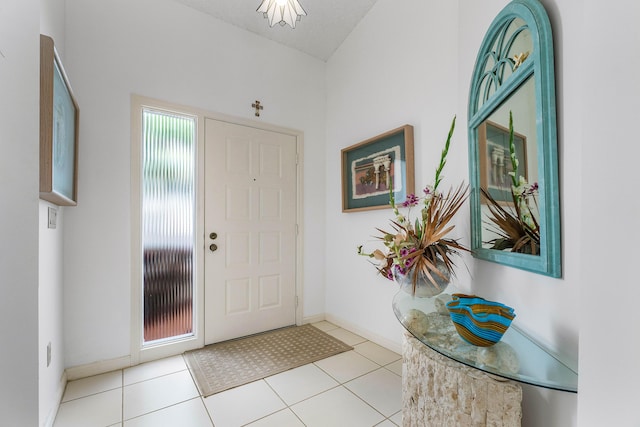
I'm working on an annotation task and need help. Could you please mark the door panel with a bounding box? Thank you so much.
[204,119,297,344]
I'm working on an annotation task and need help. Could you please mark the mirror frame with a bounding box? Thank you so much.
[467,0,561,277]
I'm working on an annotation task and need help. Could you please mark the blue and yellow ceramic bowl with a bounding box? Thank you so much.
[446,294,516,347]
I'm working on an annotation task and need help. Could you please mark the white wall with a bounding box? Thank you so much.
[39,1,68,424]
[458,0,580,373]
[0,0,40,425]
[58,0,640,425]
[38,202,66,426]
[40,0,65,53]
[38,0,73,425]
[326,0,462,350]
[63,0,326,367]
[459,0,580,423]
[579,1,640,426]
[326,0,581,425]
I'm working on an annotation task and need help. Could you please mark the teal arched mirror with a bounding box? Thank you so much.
[468,0,561,277]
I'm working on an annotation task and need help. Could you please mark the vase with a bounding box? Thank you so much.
[394,260,451,298]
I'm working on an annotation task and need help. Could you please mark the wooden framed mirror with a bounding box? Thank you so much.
[467,0,561,277]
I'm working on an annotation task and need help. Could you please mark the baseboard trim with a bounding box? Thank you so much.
[324,313,402,354]
[65,355,132,381]
[63,314,402,381]
[302,313,325,325]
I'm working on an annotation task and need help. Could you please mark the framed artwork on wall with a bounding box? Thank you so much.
[341,125,414,212]
[40,34,79,206]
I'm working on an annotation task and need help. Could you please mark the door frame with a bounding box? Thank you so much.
[130,95,304,365]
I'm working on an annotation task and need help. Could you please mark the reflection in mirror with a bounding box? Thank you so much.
[468,0,560,277]
[479,77,539,253]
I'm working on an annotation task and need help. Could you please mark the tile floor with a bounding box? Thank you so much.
[54,321,403,427]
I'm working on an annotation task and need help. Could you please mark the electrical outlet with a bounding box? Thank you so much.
[47,342,52,367]
[48,207,57,229]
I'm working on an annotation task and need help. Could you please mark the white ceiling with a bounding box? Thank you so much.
[170,0,380,61]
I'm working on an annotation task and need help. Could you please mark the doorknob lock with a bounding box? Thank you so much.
[209,232,218,240]
[209,244,218,252]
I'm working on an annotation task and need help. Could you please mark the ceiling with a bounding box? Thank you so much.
[170,0,380,61]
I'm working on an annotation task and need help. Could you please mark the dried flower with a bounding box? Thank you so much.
[358,117,469,289]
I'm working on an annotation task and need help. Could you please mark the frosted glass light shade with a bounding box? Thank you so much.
[257,0,307,29]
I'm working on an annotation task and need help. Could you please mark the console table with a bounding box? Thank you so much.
[393,288,578,426]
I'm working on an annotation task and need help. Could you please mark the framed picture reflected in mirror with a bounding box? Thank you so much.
[478,120,527,205]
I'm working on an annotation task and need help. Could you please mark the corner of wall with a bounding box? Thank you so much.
[38,200,66,426]
[39,1,67,424]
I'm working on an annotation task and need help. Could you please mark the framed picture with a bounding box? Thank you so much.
[478,120,527,204]
[341,125,414,212]
[40,34,79,206]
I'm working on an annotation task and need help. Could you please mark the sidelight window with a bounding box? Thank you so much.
[141,109,196,344]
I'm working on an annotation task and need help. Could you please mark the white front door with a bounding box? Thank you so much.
[204,118,297,344]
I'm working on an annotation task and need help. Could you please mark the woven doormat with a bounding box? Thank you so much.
[184,324,352,397]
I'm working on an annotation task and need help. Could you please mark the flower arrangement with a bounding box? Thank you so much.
[358,117,469,293]
[482,112,540,254]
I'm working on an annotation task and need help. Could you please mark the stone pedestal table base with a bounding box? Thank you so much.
[402,332,522,426]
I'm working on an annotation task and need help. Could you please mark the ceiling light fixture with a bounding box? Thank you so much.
[257,0,307,29]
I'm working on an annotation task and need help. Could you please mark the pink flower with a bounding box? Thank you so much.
[401,193,419,207]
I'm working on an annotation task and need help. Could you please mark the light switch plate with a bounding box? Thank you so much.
[48,207,57,229]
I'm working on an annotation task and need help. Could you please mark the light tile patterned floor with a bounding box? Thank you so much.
[54,322,403,427]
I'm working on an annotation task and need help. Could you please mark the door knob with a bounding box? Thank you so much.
[209,244,218,252]
[209,232,218,240]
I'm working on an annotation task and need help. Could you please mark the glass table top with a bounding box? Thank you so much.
[393,287,578,393]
